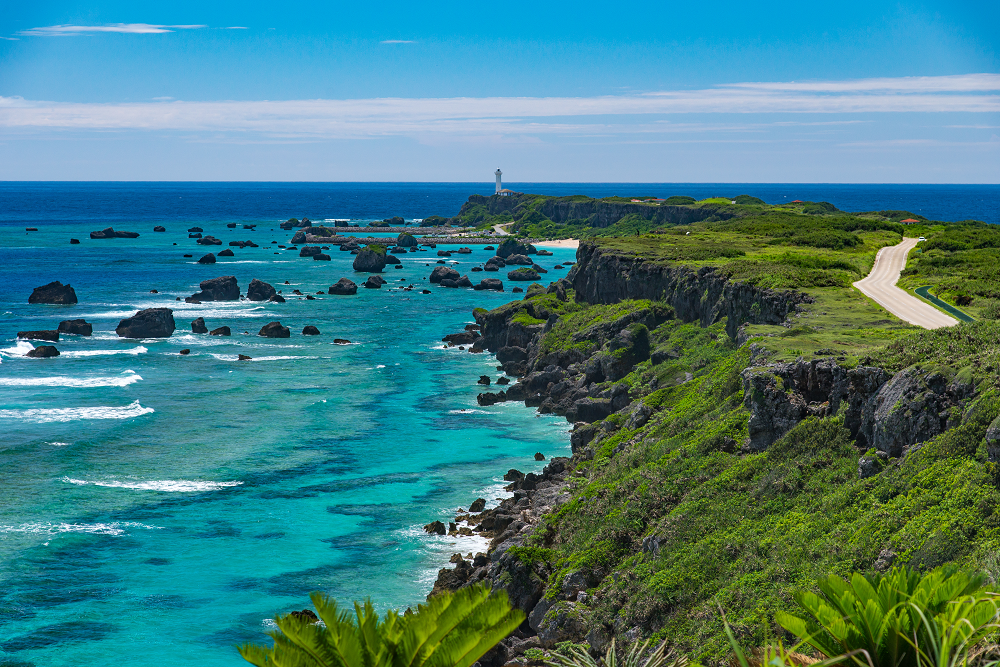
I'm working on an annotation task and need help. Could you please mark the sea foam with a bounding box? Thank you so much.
[0,521,159,536]
[61,346,148,358]
[0,371,142,388]
[63,477,243,492]
[0,400,154,423]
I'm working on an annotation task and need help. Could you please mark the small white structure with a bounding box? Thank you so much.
[495,168,502,194]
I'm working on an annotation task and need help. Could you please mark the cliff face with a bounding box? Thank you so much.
[457,194,734,229]
[570,241,810,340]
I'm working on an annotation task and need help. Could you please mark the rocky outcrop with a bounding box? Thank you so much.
[364,276,386,289]
[430,267,460,283]
[353,246,387,272]
[197,236,223,246]
[302,325,321,335]
[191,317,209,334]
[18,330,59,342]
[27,345,59,358]
[246,279,277,302]
[474,279,504,292]
[90,227,139,239]
[329,278,358,295]
[58,319,92,336]
[259,321,290,338]
[300,246,322,257]
[397,232,418,247]
[506,254,533,265]
[116,308,176,338]
[153,226,166,232]
[497,238,537,258]
[508,268,540,281]
[218,248,235,257]
[741,359,975,454]
[571,241,811,340]
[187,276,240,302]
[210,326,231,336]
[29,281,78,305]
[198,253,216,264]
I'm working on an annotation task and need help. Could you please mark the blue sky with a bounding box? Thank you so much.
[0,0,997,182]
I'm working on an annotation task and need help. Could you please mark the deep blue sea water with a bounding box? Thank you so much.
[0,182,995,666]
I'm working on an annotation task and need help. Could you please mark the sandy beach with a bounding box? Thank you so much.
[534,238,580,249]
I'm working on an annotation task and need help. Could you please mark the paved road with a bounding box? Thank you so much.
[492,223,511,236]
[853,237,958,329]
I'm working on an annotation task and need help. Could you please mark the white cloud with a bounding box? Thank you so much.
[722,73,1000,93]
[18,24,207,36]
[0,36,19,41]
[224,26,248,30]
[381,40,415,44]
[0,74,996,141]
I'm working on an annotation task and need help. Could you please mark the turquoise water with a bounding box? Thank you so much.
[0,221,575,665]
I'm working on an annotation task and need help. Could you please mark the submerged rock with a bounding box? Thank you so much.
[90,227,139,239]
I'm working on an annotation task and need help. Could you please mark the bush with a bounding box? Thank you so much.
[734,195,766,205]
[665,196,696,205]
[775,565,997,667]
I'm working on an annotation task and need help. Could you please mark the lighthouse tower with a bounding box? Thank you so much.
[495,168,502,195]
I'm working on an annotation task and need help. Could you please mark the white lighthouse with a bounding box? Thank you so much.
[495,168,502,195]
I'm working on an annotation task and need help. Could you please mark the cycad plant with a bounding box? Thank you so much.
[545,638,687,667]
[239,583,525,667]
[776,565,1000,667]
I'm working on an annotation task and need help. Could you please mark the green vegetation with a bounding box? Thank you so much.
[547,638,686,667]
[239,583,524,667]
[776,565,997,667]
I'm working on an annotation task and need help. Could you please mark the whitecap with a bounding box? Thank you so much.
[0,341,35,357]
[47,442,71,447]
[0,521,159,536]
[63,477,242,492]
[0,400,154,423]
[0,371,142,388]
[208,353,317,362]
[61,346,147,358]
[448,409,488,415]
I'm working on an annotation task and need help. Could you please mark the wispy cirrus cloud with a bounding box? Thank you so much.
[381,40,415,44]
[17,23,207,36]
[0,74,996,142]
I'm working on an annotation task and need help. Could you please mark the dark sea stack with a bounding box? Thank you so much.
[300,246,322,257]
[532,264,548,274]
[238,354,252,361]
[478,375,491,385]
[280,218,300,230]
[397,232,418,247]
[313,253,331,261]
[508,268,540,281]
[455,247,472,254]
[334,338,351,344]
[496,238,536,258]
[191,317,209,334]
[391,246,408,254]
[227,222,238,228]
[179,348,191,355]
[443,331,476,345]
[353,246,388,272]
[473,278,504,292]
[440,279,459,288]
[70,238,80,244]
[29,281,78,304]
[430,266,460,283]
[26,345,59,358]
[259,321,290,338]
[364,276,386,289]
[18,330,59,342]
[218,248,235,257]
[484,245,495,251]
[183,254,193,258]
[116,308,176,338]
[198,253,217,264]
[197,235,222,245]
[437,250,453,257]
[469,498,486,512]
[536,249,553,256]
[424,521,446,535]
[58,319,93,336]
[496,377,510,385]
[512,287,523,293]
[484,256,506,271]
[302,325,321,335]
[290,230,307,244]
[456,275,473,287]
[188,227,203,233]
[505,254,533,265]
[210,326,231,336]
[90,227,139,239]
[534,452,546,461]
[189,233,203,239]
[188,276,240,302]
[269,294,286,303]
[246,279,277,302]
[384,254,401,265]
[421,289,431,294]
[153,226,166,232]
[477,390,507,406]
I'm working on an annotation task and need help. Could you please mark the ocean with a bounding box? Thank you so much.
[0,182,995,666]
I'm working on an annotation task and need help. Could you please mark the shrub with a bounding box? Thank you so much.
[734,195,766,205]
[775,565,998,667]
